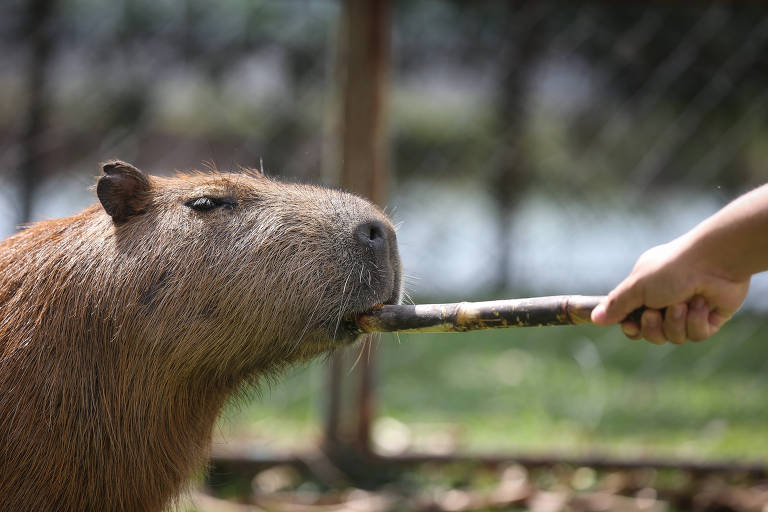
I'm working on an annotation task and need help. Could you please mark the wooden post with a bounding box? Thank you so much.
[324,0,391,461]
[18,0,57,226]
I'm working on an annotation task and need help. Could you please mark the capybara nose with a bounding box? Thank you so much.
[354,220,392,264]
[354,220,388,251]
[353,219,401,306]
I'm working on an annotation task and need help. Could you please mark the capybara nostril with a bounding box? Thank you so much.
[354,220,389,252]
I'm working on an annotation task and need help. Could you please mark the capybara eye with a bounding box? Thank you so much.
[184,196,236,212]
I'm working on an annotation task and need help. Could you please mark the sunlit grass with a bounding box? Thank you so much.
[217,314,768,461]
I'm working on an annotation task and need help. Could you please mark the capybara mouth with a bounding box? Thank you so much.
[335,295,400,344]
[334,303,384,344]
[332,275,402,345]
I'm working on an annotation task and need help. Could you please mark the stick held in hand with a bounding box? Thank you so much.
[350,295,646,334]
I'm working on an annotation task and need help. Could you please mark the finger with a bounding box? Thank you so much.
[662,303,688,344]
[621,320,641,340]
[640,309,666,345]
[687,296,710,342]
[708,310,729,335]
[592,279,644,326]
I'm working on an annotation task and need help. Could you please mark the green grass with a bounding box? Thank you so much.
[217,314,768,461]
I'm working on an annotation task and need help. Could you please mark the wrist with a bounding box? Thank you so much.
[674,226,750,283]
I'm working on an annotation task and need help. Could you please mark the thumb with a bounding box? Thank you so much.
[591,279,644,326]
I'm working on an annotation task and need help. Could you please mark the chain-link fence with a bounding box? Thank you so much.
[2,1,768,509]
[381,0,768,470]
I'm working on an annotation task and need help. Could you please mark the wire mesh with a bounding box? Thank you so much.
[2,1,768,507]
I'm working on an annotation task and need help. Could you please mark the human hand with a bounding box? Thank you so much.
[591,237,750,344]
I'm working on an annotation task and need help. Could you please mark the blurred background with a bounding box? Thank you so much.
[3,0,768,510]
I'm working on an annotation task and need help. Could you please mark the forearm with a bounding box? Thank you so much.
[677,183,768,282]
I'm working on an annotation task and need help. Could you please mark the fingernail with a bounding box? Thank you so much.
[692,296,706,309]
[709,312,726,328]
[645,314,657,327]
[622,324,639,337]
[671,304,684,319]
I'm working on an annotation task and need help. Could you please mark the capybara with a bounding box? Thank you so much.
[0,160,401,511]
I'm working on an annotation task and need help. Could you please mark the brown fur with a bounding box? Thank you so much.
[0,161,401,511]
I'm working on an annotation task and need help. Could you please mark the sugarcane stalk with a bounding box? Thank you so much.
[351,295,644,334]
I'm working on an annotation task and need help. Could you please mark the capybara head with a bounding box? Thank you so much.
[0,160,401,511]
[97,160,402,373]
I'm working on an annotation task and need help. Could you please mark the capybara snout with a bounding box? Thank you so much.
[0,160,402,511]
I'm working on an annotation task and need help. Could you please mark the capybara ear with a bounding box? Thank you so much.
[97,160,152,223]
